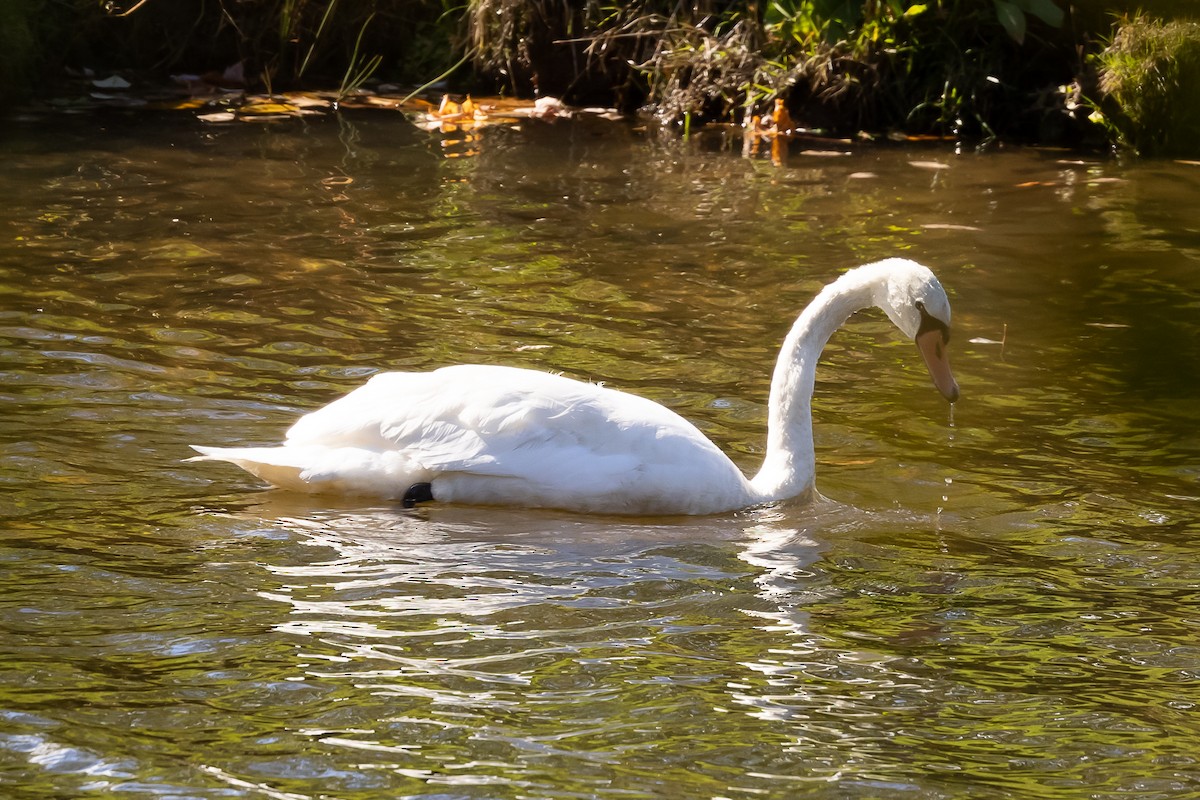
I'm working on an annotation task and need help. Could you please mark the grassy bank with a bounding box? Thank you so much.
[4,1,1199,155]
[1094,15,1200,156]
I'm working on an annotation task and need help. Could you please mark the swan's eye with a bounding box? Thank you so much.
[916,301,950,344]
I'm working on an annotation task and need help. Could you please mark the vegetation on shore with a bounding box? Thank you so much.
[1093,15,1200,156]
[3,1,1199,155]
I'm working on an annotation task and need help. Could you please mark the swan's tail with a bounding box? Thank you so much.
[187,445,422,498]
[187,445,319,493]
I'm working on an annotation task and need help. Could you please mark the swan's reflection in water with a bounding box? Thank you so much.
[252,495,767,651]
[735,503,935,744]
[222,494,942,791]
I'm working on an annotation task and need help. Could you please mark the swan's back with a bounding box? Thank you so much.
[268,365,751,514]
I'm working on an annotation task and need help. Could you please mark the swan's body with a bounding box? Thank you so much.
[191,258,959,515]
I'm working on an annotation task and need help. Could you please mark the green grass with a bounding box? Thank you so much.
[1095,15,1200,156]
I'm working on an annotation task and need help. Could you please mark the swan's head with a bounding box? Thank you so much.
[868,258,960,403]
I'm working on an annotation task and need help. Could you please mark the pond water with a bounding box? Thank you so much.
[2,109,1199,799]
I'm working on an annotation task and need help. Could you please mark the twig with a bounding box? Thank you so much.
[106,0,156,18]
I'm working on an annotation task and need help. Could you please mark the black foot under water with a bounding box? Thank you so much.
[402,482,434,509]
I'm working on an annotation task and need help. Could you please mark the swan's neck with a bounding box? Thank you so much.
[749,269,881,503]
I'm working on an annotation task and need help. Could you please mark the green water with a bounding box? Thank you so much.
[2,111,1199,799]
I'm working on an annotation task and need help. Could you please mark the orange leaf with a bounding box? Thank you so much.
[771,98,794,134]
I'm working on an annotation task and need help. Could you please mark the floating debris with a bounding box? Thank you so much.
[41,71,625,147]
[969,323,1008,357]
[923,223,982,231]
[800,149,851,157]
[92,75,132,90]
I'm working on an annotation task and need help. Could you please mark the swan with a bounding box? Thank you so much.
[190,258,959,515]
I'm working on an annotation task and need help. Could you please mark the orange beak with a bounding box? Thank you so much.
[916,328,960,403]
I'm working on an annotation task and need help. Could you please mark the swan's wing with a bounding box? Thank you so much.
[283,366,593,470]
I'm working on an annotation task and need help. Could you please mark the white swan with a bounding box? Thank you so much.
[190,258,959,515]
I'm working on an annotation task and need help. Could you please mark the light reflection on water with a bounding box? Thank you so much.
[2,111,1200,798]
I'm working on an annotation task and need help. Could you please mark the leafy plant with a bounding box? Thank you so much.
[1095,15,1200,156]
[992,0,1064,44]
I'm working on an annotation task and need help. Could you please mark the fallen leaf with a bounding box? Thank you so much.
[282,93,332,109]
[239,102,298,115]
[93,75,131,89]
[362,95,407,110]
[160,97,210,110]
